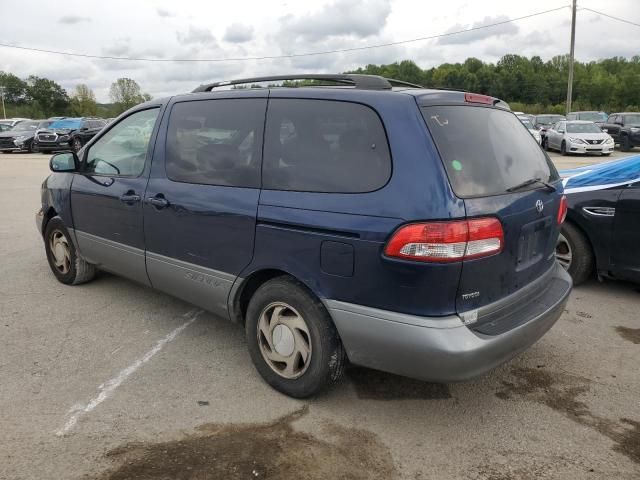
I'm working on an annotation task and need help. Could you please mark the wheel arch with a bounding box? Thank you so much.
[562,216,597,264]
[228,268,322,325]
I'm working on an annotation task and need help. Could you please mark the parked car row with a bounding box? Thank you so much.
[0,117,108,153]
[515,110,638,155]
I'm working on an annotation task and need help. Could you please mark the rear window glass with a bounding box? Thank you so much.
[422,106,558,198]
[263,99,391,193]
[166,99,266,188]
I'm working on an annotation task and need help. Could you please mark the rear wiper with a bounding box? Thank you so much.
[506,177,556,193]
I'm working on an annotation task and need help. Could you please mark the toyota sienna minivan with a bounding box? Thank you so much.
[37,74,572,397]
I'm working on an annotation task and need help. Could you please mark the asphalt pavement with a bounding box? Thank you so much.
[0,151,638,480]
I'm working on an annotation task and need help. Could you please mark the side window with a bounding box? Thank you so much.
[165,98,266,188]
[567,114,575,121]
[263,99,391,193]
[83,108,159,176]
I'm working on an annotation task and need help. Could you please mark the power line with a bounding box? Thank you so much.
[0,5,569,63]
[579,7,640,29]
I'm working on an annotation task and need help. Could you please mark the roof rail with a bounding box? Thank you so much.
[192,74,423,93]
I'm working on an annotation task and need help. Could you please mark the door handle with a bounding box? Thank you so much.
[146,195,170,209]
[120,192,141,204]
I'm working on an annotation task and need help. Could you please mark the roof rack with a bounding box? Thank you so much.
[192,74,423,93]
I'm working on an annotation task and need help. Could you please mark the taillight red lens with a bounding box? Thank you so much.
[384,217,503,263]
[464,93,493,105]
[557,195,568,224]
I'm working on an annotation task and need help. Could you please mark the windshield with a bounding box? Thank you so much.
[49,119,82,129]
[578,112,607,122]
[623,114,640,126]
[536,115,565,125]
[422,106,558,197]
[13,121,41,132]
[566,123,602,134]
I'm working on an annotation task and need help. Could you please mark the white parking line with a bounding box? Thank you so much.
[55,309,204,436]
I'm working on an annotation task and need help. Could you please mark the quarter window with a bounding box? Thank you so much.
[262,99,391,193]
[165,99,266,188]
[83,108,159,176]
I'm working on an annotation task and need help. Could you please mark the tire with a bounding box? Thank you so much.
[556,222,594,285]
[72,137,83,153]
[560,140,568,156]
[44,217,96,285]
[542,137,549,151]
[620,135,631,152]
[245,276,346,398]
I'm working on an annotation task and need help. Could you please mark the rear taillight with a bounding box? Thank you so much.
[558,195,568,224]
[384,217,504,263]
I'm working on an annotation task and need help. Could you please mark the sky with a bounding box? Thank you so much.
[0,0,637,102]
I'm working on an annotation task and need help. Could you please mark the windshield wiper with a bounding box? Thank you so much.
[506,177,556,193]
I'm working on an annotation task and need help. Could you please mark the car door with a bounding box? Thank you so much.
[70,106,162,285]
[548,122,561,149]
[611,182,640,282]
[608,115,622,142]
[143,94,266,318]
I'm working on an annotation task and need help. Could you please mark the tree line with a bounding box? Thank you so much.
[2,54,639,118]
[350,54,640,114]
[0,73,151,119]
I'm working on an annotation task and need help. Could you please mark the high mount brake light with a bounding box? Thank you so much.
[558,195,568,224]
[384,218,504,263]
[464,93,494,105]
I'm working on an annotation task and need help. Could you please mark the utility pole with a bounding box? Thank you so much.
[566,0,577,114]
[0,87,6,119]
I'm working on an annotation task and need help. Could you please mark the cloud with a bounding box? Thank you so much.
[156,8,175,18]
[223,23,254,43]
[278,0,391,42]
[176,26,216,45]
[437,15,519,45]
[102,39,132,57]
[58,15,91,25]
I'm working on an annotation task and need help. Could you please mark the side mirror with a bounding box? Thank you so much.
[49,152,78,173]
[602,128,608,133]
[81,127,89,131]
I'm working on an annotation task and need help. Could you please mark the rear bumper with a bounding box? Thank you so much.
[325,262,571,382]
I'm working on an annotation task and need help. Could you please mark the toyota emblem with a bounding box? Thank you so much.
[535,200,544,213]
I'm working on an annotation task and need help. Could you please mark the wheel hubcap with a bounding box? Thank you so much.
[257,302,312,379]
[49,230,71,274]
[555,233,572,270]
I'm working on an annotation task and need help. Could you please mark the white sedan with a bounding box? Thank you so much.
[518,117,542,144]
[544,120,614,156]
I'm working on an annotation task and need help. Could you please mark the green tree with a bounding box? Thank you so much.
[70,84,98,116]
[109,78,151,114]
[26,76,70,117]
[0,72,28,104]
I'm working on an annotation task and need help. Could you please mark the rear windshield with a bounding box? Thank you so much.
[566,123,601,134]
[536,115,564,125]
[577,112,607,122]
[422,106,558,198]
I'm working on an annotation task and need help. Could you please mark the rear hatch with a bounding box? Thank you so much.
[421,102,562,322]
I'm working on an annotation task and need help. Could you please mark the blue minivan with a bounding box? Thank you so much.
[37,74,572,397]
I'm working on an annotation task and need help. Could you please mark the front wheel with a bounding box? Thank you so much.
[72,137,83,152]
[620,135,631,152]
[245,276,346,398]
[560,140,568,156]
[44,217,96,285]
[556,222,594,285]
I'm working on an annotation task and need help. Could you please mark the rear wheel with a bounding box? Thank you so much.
[556,222,593,285]
[245,276,346,398]
[542,137,549,151]
[44,217,96,285]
